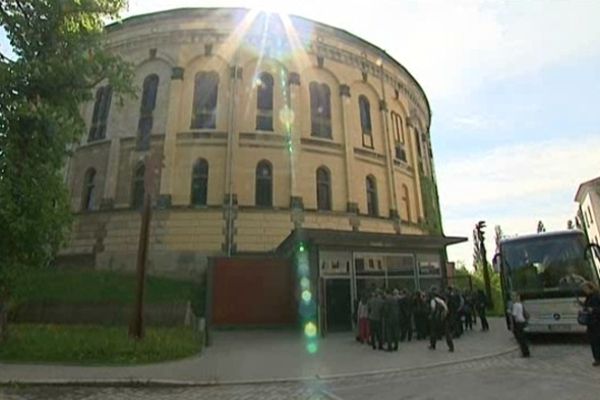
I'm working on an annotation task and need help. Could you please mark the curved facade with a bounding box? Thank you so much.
[62,8,445,279]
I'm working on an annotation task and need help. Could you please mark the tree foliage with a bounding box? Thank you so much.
[0,0,134,305]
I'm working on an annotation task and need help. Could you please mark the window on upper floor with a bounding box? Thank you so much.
[359,95,373,149]
[256,72,274,131]
[131,163,145,209]
[137,74,159,149]
[316,167,331,211]
[191,71,219,129]
[588,207,594,225]
[415,129,425,174]
[191,159,209,206]
[88,85,112,142]
[391,112,407,162]
[255,160,273,207]
[309,82,332,138]
[366,175,378,217]
[81,168,96,211]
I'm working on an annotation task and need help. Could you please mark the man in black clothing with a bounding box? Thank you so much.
[399,289,413,342]
[428,287,454,352]
[383,289,401,351]
[477,289,490,331]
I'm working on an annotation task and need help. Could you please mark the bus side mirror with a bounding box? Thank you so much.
[493,253,501,273]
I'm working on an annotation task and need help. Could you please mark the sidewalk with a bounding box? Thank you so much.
[0,318,516,385]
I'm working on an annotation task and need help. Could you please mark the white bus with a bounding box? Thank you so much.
[495,230,600,333]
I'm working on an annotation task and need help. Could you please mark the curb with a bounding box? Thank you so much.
[0,346,519,388]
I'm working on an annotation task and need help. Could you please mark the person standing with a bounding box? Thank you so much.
[510,292,530,358]
[428,287,454,352]
[413,291,428,340]
[368,290,384,350]
[399,289,413,342]
[463,290,474,331]
[357,294,370,344]
[477,289,490,331]
[383,289,401,351]
[581,281,600,366]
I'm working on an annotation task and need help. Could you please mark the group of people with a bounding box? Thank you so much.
[355,286,490,353]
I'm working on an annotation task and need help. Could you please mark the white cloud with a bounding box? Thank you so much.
[123,1,600,101]
[440,134,600,265]
[437,134,600,210]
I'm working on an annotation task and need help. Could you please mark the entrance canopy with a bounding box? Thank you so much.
[277,228,467,255]
[277,228,467,334]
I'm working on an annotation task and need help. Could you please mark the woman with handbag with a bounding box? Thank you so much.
[581,281,600,366]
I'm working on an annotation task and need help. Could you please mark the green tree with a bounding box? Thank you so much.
[0,0,134,338]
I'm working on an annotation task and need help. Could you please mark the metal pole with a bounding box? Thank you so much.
[478,222,494,309]
[225,53,239,257]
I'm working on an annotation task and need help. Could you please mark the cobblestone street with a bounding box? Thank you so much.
[3,339,599,400]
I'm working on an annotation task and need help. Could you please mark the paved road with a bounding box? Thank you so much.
[3,339,599,400]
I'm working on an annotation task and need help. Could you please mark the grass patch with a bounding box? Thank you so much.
[0,324,202,365]
[15,269,205,315]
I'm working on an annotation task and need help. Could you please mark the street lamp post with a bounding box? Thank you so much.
[476,221,494,309]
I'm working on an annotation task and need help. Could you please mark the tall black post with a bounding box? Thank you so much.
[477,221,493,309]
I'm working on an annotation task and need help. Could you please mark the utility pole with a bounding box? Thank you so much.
[476,220,493,309]
[129,151,163,340]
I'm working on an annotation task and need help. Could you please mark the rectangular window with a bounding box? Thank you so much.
[191,72,219,129]
[418,254,441,276]
[395,144,407,162]
[362,133,373,149]
[256,113,273,131]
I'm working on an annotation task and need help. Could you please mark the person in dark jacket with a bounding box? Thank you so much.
[446,286,463,338]
[428,286,454,352]
[398,289,413,342]
[582,281,600,366]
[413,291,429,340]
[383,289,401,351]
[368,290,385,350]
[463,290,474,331]
[476,289,490,331]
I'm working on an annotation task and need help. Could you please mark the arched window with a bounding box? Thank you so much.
[359,95,373,148]
[82,168,96,211]
[256,72,274,131]
[255,160,273,207]
[316,167,331,211]
[401,184,411,222]
[392,112,407,162]
[191,71,219,129]
[138,74,159,149]
[131,163,145,209]
[309,82,332,138]
[191,159,209,206]
[88,85,112,141]
[366,175,378,217]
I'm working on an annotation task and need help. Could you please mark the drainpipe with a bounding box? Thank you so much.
[226,51,240,257]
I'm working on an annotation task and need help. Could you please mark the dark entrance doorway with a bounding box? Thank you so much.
[324,278,352,332]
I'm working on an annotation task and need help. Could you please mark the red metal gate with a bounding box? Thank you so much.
[211,257,296,326]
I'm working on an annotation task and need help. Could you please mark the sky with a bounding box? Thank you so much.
[3,0,600,266]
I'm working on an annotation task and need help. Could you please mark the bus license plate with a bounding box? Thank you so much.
[548,325,571,332]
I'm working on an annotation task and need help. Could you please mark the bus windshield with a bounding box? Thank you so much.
[502,234,595,297]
